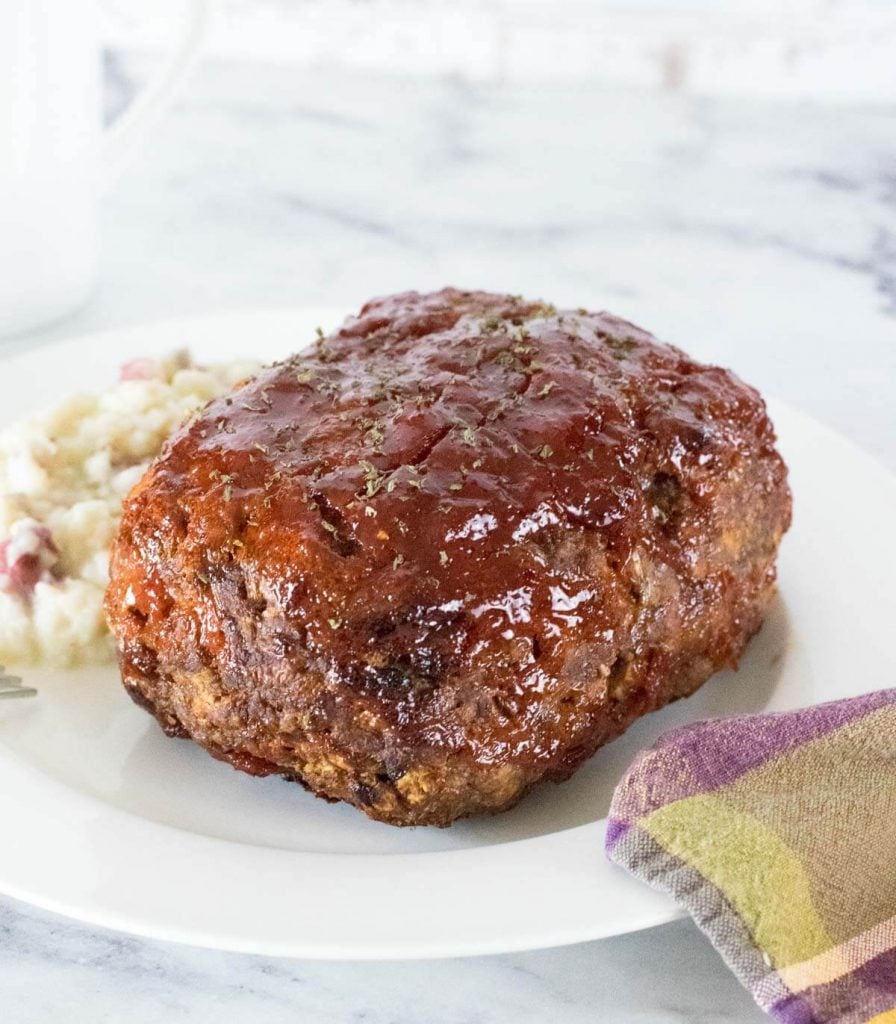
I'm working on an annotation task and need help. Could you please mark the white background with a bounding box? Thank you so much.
[102,0,896,100]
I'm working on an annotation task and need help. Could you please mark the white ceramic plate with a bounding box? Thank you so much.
[1,311,894,960]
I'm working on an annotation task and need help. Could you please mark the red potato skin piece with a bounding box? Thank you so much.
[105,289,791,826]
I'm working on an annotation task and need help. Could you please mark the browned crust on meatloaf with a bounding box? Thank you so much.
[104,289,791,826]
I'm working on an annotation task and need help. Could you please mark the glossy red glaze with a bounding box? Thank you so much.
[107,290,790,824]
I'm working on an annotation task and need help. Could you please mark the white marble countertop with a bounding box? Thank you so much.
[1,53,894,1023]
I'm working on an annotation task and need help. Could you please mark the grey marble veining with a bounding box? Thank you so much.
[1,896,763,1023]
[18,56,896,467]
[1,52,894,1023]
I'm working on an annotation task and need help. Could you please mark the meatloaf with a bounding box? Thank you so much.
[105,289,791,826]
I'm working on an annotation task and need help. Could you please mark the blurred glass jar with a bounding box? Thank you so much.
[0,0,207,338]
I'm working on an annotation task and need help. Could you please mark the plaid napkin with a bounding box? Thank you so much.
[606,689,896,1024]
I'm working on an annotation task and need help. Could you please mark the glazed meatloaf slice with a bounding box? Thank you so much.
[105,289,791,826]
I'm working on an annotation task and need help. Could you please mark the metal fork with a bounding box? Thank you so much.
[0,665,36,700]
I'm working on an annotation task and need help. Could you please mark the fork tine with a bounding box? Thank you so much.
[0,663,35,699]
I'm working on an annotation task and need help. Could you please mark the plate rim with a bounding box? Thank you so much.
[0,309,893,959]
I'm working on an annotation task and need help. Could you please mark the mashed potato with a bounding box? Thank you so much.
[0,351,259,666]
